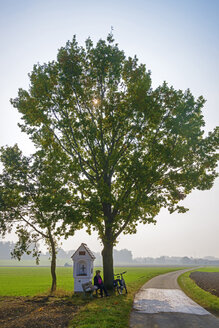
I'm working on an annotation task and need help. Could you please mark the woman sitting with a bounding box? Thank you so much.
[94,270,109,297]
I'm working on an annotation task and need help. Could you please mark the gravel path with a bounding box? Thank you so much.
[130,268,219,328]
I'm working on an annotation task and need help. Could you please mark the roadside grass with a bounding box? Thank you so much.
[69,267,183,328]
[178,267,219,316]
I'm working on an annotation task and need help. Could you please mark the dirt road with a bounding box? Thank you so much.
[130,268,219,328]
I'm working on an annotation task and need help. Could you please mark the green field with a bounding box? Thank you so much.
[0,266,184,328]
[0,267,73,296]
[0,266,181,296]
[178,267,219,316]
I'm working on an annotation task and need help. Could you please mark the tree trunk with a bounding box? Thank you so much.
[102,241,114,290]
[48,231,57,293]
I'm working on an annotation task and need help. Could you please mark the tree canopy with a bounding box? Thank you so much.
[0,145,82,291]
[10,34,219,288]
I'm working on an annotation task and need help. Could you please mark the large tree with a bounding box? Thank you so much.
[0,145,81,292]
[11,34,219,288]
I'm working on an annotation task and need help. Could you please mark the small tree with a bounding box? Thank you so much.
[0,145,81,292]
[11,34,219,288]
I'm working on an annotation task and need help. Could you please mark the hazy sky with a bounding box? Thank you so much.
[0,0,218,258]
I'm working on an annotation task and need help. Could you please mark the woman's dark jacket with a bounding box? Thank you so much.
[94,275,103,286]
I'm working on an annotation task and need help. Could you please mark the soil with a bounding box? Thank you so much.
[0,295,79,328]
[190,271,219,297]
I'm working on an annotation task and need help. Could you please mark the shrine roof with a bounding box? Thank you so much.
[71,243,96,260]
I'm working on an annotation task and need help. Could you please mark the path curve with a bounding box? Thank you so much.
[130,268,219,328]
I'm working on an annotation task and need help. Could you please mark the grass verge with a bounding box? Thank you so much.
[69,267,183,328]
[178,267,219,317]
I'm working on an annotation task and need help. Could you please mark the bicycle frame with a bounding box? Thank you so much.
[113,271,128,294]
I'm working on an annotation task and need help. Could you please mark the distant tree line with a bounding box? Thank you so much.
[1,241,218,266]
[133,255,219,266]
[0,241,14,259]
[0,241,132,265]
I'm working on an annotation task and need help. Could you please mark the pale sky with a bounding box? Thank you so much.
[0,0,218,258]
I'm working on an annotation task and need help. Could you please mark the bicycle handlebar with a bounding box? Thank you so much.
[114,271,127,276]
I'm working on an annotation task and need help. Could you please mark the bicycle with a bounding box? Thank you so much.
[113,271,128,294]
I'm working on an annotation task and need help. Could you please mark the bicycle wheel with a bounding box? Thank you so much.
[124,282,128,293]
